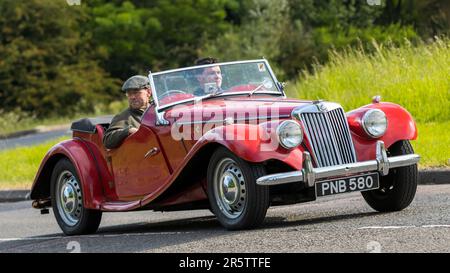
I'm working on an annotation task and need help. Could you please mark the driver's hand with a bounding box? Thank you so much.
[129,127,138,135]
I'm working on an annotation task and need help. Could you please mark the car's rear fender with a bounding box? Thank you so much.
[347,102,418,161]
[30,139,108,209]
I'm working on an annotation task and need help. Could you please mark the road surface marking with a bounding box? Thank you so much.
[421,225,450,228]
[358,226,416,230]
[358,225,450,230]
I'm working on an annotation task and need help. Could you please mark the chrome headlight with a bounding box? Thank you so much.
[276,120,303,149]
[362,109,387,138]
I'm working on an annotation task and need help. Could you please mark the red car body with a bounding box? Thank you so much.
[30,60,419,234]
[31,98,416,208]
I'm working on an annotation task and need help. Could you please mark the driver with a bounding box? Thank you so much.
[103,75,153,149]
[194,57,223,96]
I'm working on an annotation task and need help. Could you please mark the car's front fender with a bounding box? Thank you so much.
[347,102,418,161]
[30,139,107,209]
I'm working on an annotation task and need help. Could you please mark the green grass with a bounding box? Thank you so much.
[414,121,450,168]
[0,100,127,190]
[287,38,449,124]
[0,136,69,190]
[287,38,450,167]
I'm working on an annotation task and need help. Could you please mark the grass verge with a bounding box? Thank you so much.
[413,122,450,168]
[287,38,449,124]
[0,136,69,190]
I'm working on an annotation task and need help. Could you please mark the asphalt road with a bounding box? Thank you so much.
[0,129,71,151]
[0,184,449,253]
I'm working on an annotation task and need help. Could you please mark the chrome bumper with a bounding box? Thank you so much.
[256,141,420,187]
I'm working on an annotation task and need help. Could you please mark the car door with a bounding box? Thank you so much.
[108,125,170,201]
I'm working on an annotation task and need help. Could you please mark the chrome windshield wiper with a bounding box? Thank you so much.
[248,84,265,97]
[248,78,276,97]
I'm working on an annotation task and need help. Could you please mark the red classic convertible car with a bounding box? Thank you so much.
[30,60,420,235]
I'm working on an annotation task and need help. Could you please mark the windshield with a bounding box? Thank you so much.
[151,60,282,108]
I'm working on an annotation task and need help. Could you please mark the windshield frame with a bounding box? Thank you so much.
[148,59,285,113]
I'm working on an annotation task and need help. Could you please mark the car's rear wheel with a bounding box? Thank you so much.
[51,158,102,235]
[207,147,269,230]
[361,140,418,212]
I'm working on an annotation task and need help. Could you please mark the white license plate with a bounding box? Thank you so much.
[315,173,379,197]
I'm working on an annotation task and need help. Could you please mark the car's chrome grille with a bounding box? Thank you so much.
[298,107,357,167]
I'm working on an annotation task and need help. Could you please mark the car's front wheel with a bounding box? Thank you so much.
[51,158,102,235]
[361,140,418,212]
[207,147,269,230]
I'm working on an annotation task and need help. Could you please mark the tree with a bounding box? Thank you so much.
[0,0,119,118]
[88,0,232,80]
[200,0,290,78]
[276,0,420,78]
[377,0,450,37]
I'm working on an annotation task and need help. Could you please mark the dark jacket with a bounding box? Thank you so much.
[103,107,145,149]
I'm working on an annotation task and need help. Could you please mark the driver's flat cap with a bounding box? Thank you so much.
[122,75,150,92]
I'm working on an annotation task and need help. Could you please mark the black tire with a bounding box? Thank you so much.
[361,140,418,212]
[51,158,102,235]
[207,147,269,230]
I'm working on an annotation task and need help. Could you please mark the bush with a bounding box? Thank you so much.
[200,0,290,78]
[0,0,120,118]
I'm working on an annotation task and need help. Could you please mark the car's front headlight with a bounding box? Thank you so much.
[276,120,303,149]
[362,109,387,138]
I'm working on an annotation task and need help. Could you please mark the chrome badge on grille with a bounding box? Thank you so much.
[317,102,328,112]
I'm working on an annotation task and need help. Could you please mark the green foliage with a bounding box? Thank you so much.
[289,0,385,29]
[89,0,231,79]
[278,0,422,78]
[0,110,32,135]
[0,0,448,119]
[200,0,290,77]
[287,38,450,124]
[88,1,160,80]
[377,0,450,37]
[0,0,120,118]
[201,0,425,79]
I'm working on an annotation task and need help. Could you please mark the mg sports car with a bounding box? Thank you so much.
[30,59,420,235]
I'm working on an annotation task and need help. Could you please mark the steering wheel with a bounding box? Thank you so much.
[159,90,187,99]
